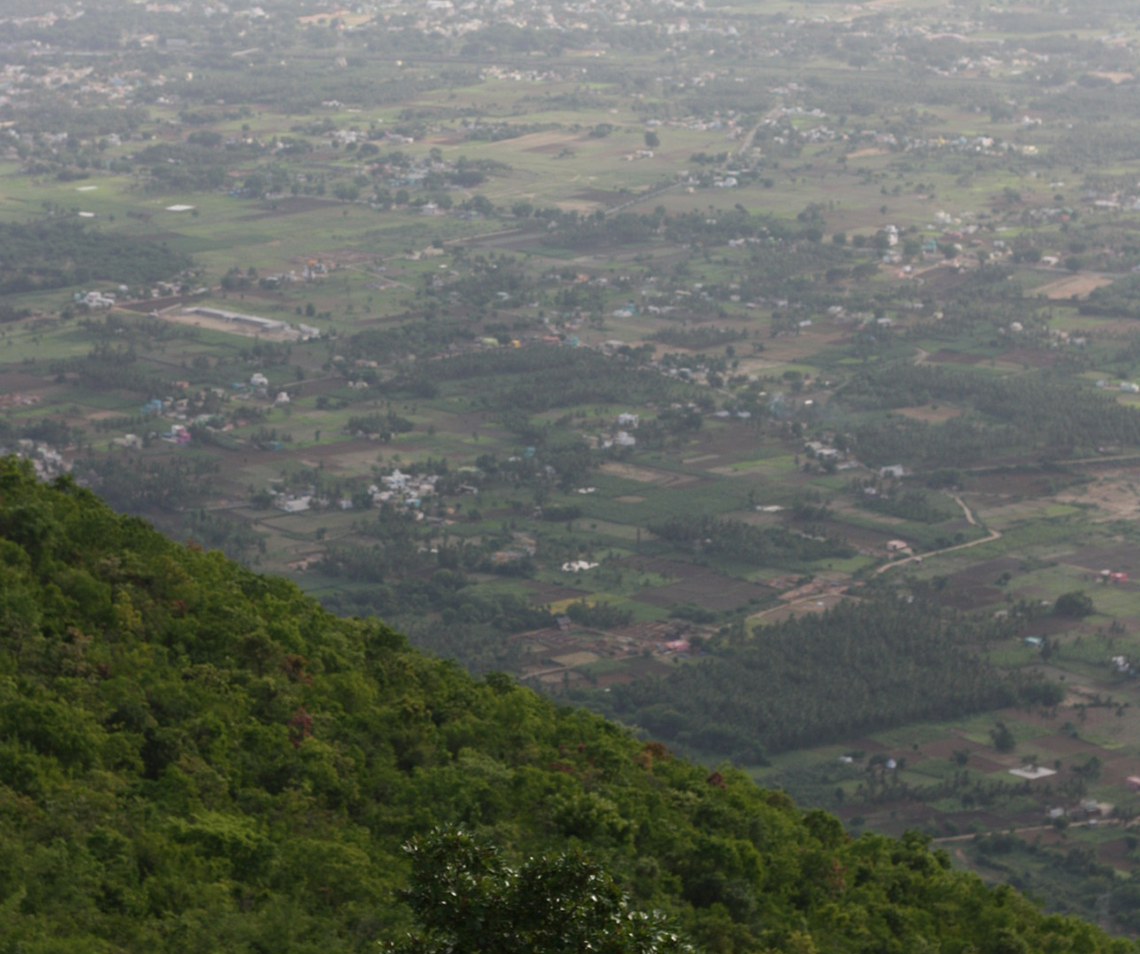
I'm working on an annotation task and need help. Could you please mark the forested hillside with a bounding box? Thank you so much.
[0,457,1132,954]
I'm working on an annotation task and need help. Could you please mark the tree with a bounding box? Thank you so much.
[990,721,1016,753]
[1055,591,1094,619]
[388,829,692,954]
[644,131,660,149]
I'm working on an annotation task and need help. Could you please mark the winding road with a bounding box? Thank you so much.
[873,495,1000,576]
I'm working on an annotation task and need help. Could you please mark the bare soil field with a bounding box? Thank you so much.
[944,556,1023,587]
[928,349,985,365]
[0,370,49,389]
[266,439,383,473]
[1064,544,1140,573]
[752,593,846,625]
[1035,274,1114,299]
[1056,471,1140,521]
[600,461,702,486]
[1098,755,1140,785]
[233,196,338,221]
[933,556,1026,609]
[157,307,301,342]
[894,405,964,422]
[1096,839,1131,871]
[815,517,900,549]
[998,349,1058,368]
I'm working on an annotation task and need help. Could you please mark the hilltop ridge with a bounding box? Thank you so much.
[0,456,1132,953]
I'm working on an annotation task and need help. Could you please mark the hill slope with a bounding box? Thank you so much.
[0,457,1132,954]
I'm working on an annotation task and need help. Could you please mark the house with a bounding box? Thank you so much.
[614,431,637,447]
[382,470,408,490]
[81,290,116,309]
[886,540,909,553]
[880,464,906,478]
[1025,637,1044,649]
[275,391,290,405]
[1126,776,1140,792]
[250,372,268,387]
[616,413,639,428]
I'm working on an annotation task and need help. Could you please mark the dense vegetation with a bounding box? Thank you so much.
[592,599,1059,762]
[0,219,192,294]
[840,365,1140,466]
[0,458,1129,954]
[650,515,852,567]
[397,347,681,416]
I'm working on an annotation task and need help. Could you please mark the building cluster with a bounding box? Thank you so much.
[595,412,640,450]
[1,440,70,481]
[179,307,320,341]
[367,469,440,510]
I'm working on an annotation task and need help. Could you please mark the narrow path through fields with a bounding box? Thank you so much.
[874,496,1000,576]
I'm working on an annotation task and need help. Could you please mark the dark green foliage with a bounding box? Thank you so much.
[1054,591,1095,618]
[389,830,691,954]
[81,454,222,514]
[595,599,1052,759]
[650,514,851,566]
[0,219,191,294]
[859,489,958,524]
[566,599,634,629]
[990,721,1017,753]
[1083,275,1140,318]
[841,365,1140,465]
[0,458,1132,954]
[398,347,680,416]
[346,411,416,441]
